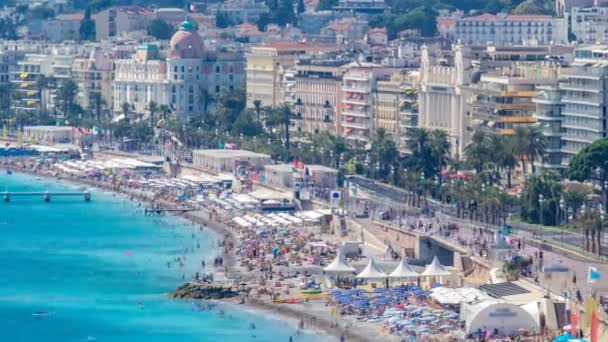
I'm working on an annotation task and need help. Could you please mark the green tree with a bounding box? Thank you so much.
[297,0,305,13]
[147,101,158,128]
[147,18,173,40]
[79,7,96,41]
[216,12,234,29]
[567,138,608,182]
[55,79,79,122]
[562,184,590,221]
[252,99,263,126]
[514,126,546,174]
[316,0,337,10]
[520,172,562,226]
[0,82,12,127]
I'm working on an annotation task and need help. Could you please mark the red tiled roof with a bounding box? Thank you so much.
[461,14,498,21]
[437,17,456,27]
[368,27,386,34]
[462,13,552,21]
[506,15,552,20]
[260,42,338,51]
[327,22,349,32]
[57,13,87,21]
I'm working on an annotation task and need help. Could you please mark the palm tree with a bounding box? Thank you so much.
[405,127,431,156]
[562,186,590,221]
[157,104,172,155]
[464,131,488,173]
[276,103,292,152]
[121,102,132,119]
[147,101,158,128]
[429,129,451,183]
[499,136,518,189]
[515,126,546,174]
[252,99,263,126]
[198,86,215,115]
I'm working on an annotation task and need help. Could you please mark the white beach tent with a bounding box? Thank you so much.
[389,258,419,279]
[323,251,356,273]
[356,258,387,279]
[421,256,451,277]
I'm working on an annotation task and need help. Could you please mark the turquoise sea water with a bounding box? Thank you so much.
[0,173,325,342]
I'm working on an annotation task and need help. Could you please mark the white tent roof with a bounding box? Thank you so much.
[421,256,451,277]
[323,251,356,273]
[389,258,419,278]
[356,258,387,279]
[430,287,492,305]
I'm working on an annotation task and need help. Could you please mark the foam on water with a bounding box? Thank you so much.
[0,173,327,342]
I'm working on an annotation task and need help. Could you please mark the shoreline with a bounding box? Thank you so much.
[5,165,377,342]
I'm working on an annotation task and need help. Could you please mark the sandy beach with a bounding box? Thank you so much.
[3,159,383,342]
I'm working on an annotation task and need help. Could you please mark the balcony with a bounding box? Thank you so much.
[497,116,537,124]
[342,98,368,106]
[343,86,370,94]
[342,121,371,130]
[342,109,368,117]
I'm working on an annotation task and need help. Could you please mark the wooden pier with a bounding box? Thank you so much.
[2,191,91,202]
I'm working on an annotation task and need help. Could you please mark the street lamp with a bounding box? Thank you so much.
[559,198,565,245]
[538,194,544,240]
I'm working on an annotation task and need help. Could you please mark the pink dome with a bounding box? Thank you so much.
[169,19,204,59]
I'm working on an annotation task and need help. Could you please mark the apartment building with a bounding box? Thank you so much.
[95,6,152,41]
[454,14,568,46]
[72,47,113,114]
[468,63,559,136]
[418,46,470,158]
[245,42,338,108]
[571,7,608,44]
[292,58,349,136]
[340,62,392,143]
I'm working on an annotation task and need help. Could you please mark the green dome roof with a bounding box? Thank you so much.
[180,18,194,32]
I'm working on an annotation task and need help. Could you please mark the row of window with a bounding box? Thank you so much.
[457,21,553,27]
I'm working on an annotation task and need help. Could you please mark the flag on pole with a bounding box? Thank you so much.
[570,302,579,336]
[591,310,599,342]
[293,159,305,169]
[588,266,601,283]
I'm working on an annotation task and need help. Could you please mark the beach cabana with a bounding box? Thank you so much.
[421,256,451,287]
[389,258,419,284]
[323,251,356,288]
[421,257,451,277]
[356,258,388,289]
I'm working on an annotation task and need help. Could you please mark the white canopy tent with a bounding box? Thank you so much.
[356,258,387,279]
[462,301,540,335]
[430,287,493,306]
[421,256,451,277]
[388,258,419,279]
[323,251,356,273]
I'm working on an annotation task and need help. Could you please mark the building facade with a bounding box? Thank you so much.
[571,7,608,44]
[292,58,348,136]
[419,46,469,158]
[454,14,568,46]
[340,62,391,143]
[468,63,559,136]
[112,19,246,120]
[95,6,152,41]
[72,47,113,113]
[245,43,338,108]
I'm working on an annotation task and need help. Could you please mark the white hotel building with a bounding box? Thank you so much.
[454,14,568,46]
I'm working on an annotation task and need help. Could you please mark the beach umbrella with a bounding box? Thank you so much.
[419,317,435,322]
[439,325,452,330]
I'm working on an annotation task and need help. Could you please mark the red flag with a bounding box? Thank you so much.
[571,305,579,336]
[293,159,305,169]
[591,310,599,342]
